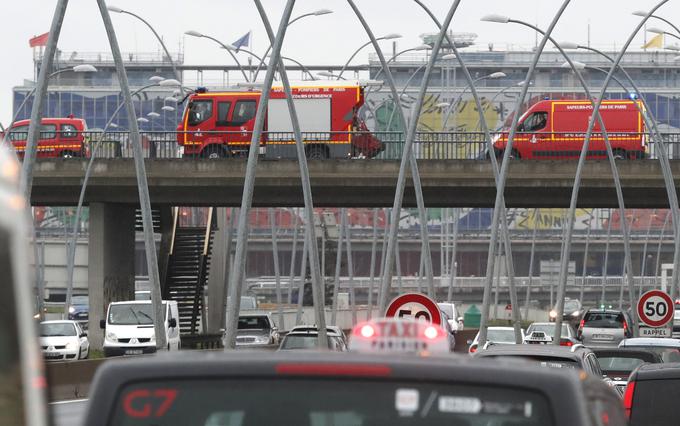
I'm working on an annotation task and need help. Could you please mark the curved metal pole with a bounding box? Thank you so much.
[287,211,299,304]
[331,211,344,324]
[295,231,308,326]
[639,210,656,298]
[225,0,298,349]
[441,76,486,130]
[446,208,460,301]
[525,209,539,320]
[574,1,670,322]
[252,12,321,81]
[269,209,284,329]
[97,0,166,349]
[578,43,680,302]
[580,212,593,302]
[366,47,432,95]
[21,0,68,202]
[367,209,378,319]
[119,10,180,80]
[200,34,250,82]
[336,40,373,80]
[342,211,357,325]
[507,20,636,343]
[648,13,680,35]
[384,62,427,131]
[347,0,437,307]
[65,83,160,317]
[414,0,522,342]
[600,211,613,304]
[280,56,317,80]
[478,0,572,347]
[254,0,328,346]
[655,211,671,288]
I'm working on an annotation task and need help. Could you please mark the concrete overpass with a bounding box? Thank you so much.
[31,158,680,208]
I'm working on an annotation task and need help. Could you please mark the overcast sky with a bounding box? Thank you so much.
[1,0,678,124]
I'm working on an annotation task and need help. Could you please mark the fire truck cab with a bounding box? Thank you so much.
[493,100,646,160]
[177,80,382,159]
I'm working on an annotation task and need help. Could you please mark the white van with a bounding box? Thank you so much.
[100,300,180,357]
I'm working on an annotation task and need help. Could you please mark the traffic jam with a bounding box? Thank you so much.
[69,289,676,426]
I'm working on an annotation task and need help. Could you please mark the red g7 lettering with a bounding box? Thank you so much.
[123,388,178,418]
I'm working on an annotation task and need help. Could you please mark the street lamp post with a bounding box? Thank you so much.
[252,9,333,81]
[107,6,180,80]
[633,10,680,36]
[336,33,403,80]
[184,30,250,82]
[647,27,680,42]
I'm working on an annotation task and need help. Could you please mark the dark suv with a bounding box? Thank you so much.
[624,362,680,425]
[578,308,633,347]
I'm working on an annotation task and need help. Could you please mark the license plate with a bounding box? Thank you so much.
[44,353,61,359]
[593,334,614,341]
[125,349,143,355]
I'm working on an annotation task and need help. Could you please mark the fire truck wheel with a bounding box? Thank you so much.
[612,149,627,160]
[202,145,227,159]
[307,145,328,160]
[60,150,79,158]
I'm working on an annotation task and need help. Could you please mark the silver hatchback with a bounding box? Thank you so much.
[578,309,633,348]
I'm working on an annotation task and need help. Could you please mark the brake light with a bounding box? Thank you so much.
[623,381,636,419]
[360,324,376,338]
[423,326,440,340]
[469,345,477,353]
[579,319,585,330]
[276,363,391,377]
[623,321,629,334]
[560,340,573,347]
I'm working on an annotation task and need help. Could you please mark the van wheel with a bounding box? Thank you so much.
[202,145,227,159]
[307,145,328,160]
[61,150,78,158]
[612,149,627,160]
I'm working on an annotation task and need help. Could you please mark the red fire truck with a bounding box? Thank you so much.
[176,80,383,159]
[492,99,646,160]
[3,116,88,158]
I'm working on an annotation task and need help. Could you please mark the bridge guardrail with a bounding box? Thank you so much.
[9,130,680,160]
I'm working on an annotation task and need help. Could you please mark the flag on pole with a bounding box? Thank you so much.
[231,31,251,52]
[642,33,663,49]
[29,32,50,48]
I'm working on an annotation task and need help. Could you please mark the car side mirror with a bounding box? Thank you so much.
[80,332,88,338]
[466,339,473,345]
[169,318,177,328]
[99,319,105,329]
[457,317,464,323]
[272,326,278,332]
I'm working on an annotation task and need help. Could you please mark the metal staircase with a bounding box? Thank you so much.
[163,208,215,335]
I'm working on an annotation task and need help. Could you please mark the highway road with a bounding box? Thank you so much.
[50,399,87,426]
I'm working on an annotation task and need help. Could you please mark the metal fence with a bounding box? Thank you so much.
[10,130,680,160]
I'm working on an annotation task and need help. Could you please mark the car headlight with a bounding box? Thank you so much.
[549,310,557,318]
[150,333,156,342]
[106,332,117,342]
[65,342,76,350]
[255,336,270,344]
[571,311,580,317]
[68,306,75,314]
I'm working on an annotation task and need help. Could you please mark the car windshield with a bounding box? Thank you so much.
[487,330,516,343]
[564,300,580,312]
[597,356,646,373]
[109,380,554,426]
[40,323,76,337]
[527,324,569,338]
[238,316,269,330]
[280,335,340,350]
[71,295,88,305]
[437,304,455,318]
[108,304,166,325]
[583,312,624,328]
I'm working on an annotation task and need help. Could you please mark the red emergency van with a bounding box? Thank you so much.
[492,100,646,160]
[3,116,88,158]
[176,80,383,159]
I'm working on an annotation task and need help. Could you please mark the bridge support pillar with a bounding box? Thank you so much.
[87,203,136,349]
[207,208,230,334]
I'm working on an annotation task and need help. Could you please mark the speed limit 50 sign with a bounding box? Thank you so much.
[385,293,442,326]
[637,290,674,328]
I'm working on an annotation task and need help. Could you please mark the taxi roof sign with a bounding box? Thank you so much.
[349,317,449,354]
[524,331,553,345]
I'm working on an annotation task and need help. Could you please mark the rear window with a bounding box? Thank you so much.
[109,379,554,426]
[237,316,269,330]
[279,335,343,351]
[597,356,646,373]
[487,329,516,343]
[483,355,579,370]
[583,312,624,329]
[631,379,680,425]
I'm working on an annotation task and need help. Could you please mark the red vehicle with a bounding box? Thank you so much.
[3,116,88,158]
[492,100,646,160]
[177,80,383,159]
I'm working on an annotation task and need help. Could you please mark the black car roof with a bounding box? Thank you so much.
[630,361,680,381]
[85,351,595,426]
[474,344,591,361]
